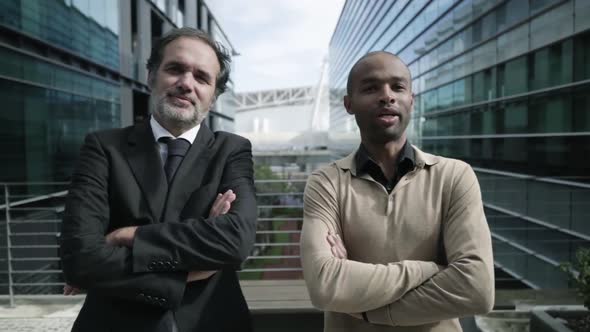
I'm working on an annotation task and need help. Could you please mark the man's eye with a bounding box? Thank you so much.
[362,86,376,92]
[167,67,182,74]
[195,75,208,84]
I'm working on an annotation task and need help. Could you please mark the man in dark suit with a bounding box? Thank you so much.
[59,27,257,332]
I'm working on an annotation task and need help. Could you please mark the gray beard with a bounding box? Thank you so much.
[149,94,207,132]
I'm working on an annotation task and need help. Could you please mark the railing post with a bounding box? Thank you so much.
[3,185,14,307]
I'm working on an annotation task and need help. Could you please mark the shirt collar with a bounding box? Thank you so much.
[150,116,200,144]
[355,140,415,174]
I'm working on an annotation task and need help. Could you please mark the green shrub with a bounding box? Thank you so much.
[561,247,590,309]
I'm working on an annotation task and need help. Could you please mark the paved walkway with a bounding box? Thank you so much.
[0,297,81,332]
[0,318,75,332]
[0,283,582,331]
[0,281,313,332]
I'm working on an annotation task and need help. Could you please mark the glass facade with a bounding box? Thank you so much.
[0,0,237,183]
[0,40,120,183]
[329,0,590,289]
[0,0,120,70]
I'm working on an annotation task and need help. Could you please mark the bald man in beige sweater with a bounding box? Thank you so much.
[300,52,494,332]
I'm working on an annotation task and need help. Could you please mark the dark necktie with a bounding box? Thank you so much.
[157,137,186,332]
[160,137,191,183]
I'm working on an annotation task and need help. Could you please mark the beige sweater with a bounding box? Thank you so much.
[300,146,494,331]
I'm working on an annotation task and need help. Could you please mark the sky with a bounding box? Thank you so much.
[205,0,345,93]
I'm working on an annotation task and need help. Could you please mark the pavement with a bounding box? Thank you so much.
[0,297,81,332]
[0,284,583,332]
[0,280,313,332]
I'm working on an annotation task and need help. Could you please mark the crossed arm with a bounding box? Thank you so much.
[300,165,494,326]
[63,189,237,295]
[59,133,257,309]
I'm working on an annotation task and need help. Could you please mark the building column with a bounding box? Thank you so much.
[120,86,134,127]
[118,0,133,79]
[185,0,197,28]
[136,0,152,84]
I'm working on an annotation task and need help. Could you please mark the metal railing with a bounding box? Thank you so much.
[0,182,69,307]
[0,179,307,306]
[1,171,589,305]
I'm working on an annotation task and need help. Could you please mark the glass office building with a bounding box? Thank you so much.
[329,0,590,289]
[0,0,237,183]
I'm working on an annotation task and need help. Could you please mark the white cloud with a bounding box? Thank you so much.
[205,0,344,92]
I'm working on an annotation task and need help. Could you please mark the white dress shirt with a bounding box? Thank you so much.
[150,116,201,164]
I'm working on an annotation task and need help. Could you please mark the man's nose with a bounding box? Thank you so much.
[378,86,395,105]
[175,73,194,92]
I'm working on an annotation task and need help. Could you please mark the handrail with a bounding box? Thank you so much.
[0,176,587,300]
[474,167,590,189]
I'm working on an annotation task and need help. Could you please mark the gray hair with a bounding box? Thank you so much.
[146,27,231,97]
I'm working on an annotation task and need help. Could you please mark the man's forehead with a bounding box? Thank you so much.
[162,38,219,68]
[353,53,411,81]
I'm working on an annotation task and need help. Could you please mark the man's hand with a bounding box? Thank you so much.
[327,232,347,259]
[209,189,236,217]
[105,226,138,247]
[65,226,138,295]
[63,284,82,296]
[66,192,237,292]
[187,270,217,282]
[348,313,363,320]
[184,190,237,283]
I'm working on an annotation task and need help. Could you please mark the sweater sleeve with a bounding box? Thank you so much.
[300,169,442,313]
[364,163,495,326]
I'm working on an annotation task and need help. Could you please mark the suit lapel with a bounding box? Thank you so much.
[163,125,215,221]
[125,122,168,221]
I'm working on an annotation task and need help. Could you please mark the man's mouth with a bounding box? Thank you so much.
[376,109,401,126]
[377,108,400,119]
[168,94,195,105]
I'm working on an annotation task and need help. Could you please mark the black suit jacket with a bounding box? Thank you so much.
[59,121,258,332]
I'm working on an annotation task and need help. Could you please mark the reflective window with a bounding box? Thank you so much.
[503,100,528,134]
[497,24,529,62]
[575,0,590,32]
[0,78,120,182]
[574,32,590,82]
[530,0,562,15]
[472,68,496,102]
[504,56,528,96]
[529,39,573,91]
[530,1,573,50]
[573,86,590,132]
[0,0,120,69]
[529,93,572,133]
[472,40,497,73]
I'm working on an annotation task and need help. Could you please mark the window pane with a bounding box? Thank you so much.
[503,100,528,133]
[505,56,528,96]
[575,0,590,32]
[573,86,590,132]
[574,31,590,82]
[530,40,573,90]
[497,24,528,62]
[530,1,573,50]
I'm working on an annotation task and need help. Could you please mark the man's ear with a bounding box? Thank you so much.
[344,95,353,115]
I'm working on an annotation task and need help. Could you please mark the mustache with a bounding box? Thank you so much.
[166,91,196,105]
